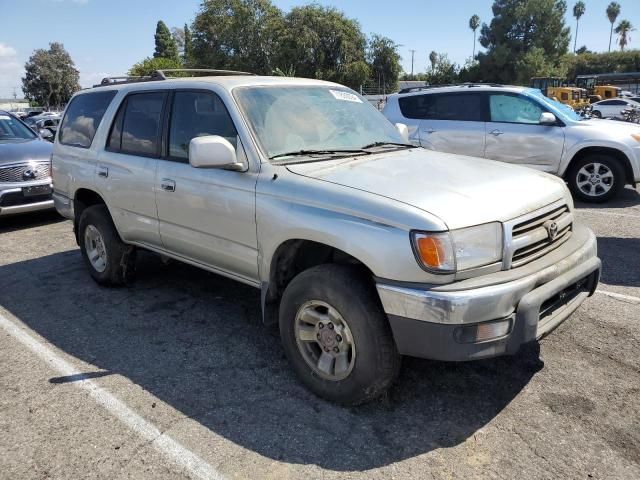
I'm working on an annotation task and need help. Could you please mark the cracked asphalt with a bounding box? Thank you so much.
[0,186,639,480]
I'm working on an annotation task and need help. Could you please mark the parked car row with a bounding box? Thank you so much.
[49,72,602,405]
[382,84,640,202]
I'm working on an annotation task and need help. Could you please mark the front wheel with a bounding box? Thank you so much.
[591,110,602,118]
[567,155,625,203]
[279,264,400,405]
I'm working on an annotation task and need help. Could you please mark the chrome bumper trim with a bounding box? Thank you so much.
[377,226,598,325]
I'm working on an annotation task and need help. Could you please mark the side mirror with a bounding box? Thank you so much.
[539,112,557,125]
[395,122,409,142]
[39,128,54,139]
[188,135,244,171]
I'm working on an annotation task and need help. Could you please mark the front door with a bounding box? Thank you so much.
[484,93,565,173]
[154,90,259,284]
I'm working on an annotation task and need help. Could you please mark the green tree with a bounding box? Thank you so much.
[478,0,570,84]
[573,1,586,53]
[606,2,621,52]
[277,4,369,88]
[154,20,179,60]
[183,23,193,65]
[426,53,459,85]
[191,0,284,74]
[615,20,635,52]
[367,34,402,93]
[22,42,80,109]
[128,56,183,77]
[469,14,480,59]
[429,50,438,73]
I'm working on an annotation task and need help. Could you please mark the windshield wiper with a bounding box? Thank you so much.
[269,149,369,160]
[360,141,414,150]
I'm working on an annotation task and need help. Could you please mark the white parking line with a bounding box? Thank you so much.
[596,289,640,304]
[575,209,640,218]
[0,308,226,480]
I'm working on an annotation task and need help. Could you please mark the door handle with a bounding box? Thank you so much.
[97,166,109,178]
[160,179,176,192]
[490,129,504,136]
[423,127,436,134]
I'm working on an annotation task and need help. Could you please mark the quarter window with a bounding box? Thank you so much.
[59,90,117,148]
[489,94,543,124]
[168,91,238,159]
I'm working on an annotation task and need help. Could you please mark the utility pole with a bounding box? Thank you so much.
[409,49,416,79]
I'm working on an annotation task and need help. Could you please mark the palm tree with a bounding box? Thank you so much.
[469,14,480,59]
[573,2,586,53]
[606,2,621,52]
[615,19,635,51]
[429,51,438,74]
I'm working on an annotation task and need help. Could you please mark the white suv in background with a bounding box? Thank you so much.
[383,84,640,202]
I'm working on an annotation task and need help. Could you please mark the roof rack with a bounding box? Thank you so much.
[397,82,505,94]
[154,68,255,79]
[95,69,255,87]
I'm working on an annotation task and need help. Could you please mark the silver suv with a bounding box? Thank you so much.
[383,84,640,202]
[52,72,600,405]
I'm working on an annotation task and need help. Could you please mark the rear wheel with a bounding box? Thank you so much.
[567,154,625,203]
[279,264,400,405]
[78,205,136,286]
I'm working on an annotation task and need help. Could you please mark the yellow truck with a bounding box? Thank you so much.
[530,77,589,109]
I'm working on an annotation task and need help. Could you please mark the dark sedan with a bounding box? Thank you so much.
[0,111,54,216]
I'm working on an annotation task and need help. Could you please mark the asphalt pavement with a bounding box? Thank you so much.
[0,186,639,480]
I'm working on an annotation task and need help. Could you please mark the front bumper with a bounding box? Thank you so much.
[377,224,600,361]
[0,181,54,216]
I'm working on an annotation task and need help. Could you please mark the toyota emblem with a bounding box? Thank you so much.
[22,169,38,181]
[544,220,559,241]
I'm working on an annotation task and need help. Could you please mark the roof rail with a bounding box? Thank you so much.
[397,82,505,94]
[94,69,255,88]
[153,69,255,79]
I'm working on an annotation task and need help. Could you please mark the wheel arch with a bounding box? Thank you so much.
[73,188,107,244]
[563,146,634,185]
[261,239,375,325]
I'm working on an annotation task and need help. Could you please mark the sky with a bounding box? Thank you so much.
[1,0,640,98]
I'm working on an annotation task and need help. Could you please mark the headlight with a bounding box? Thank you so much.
[411,222,503,273]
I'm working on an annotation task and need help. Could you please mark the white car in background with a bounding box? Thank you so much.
[591,98,640,119]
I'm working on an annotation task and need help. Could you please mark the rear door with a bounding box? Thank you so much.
[416,92,487,158]
[154,89,259,284]
[97,91,167,247]
[484,92,565,173]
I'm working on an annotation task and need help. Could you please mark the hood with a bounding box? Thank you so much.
[0,139,52,165]
[286,148,567,230]
[580,118,640,133]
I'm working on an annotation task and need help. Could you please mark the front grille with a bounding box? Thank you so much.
[509,204,573,268]
[0,161,51,183]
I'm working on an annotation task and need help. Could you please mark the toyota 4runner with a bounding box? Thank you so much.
[52,71,601,405]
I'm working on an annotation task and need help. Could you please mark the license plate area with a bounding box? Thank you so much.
[22,185,52,197]
[537,275,590,332]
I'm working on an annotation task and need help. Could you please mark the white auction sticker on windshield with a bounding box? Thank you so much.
[329,90,363,103]
[0,115,11,120]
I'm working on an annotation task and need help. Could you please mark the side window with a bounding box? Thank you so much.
[560,92,569,101]
[398,94,435,120]
[168,91,238,160]
[108,92,166,156]
[59,90,117,148]
[490,94,543,124]
[599,100,614,105]
[434,94,484,121]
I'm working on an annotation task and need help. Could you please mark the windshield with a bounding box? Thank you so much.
[527,89,583,121]
[234,85,408,160]
[0,114,37,142]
